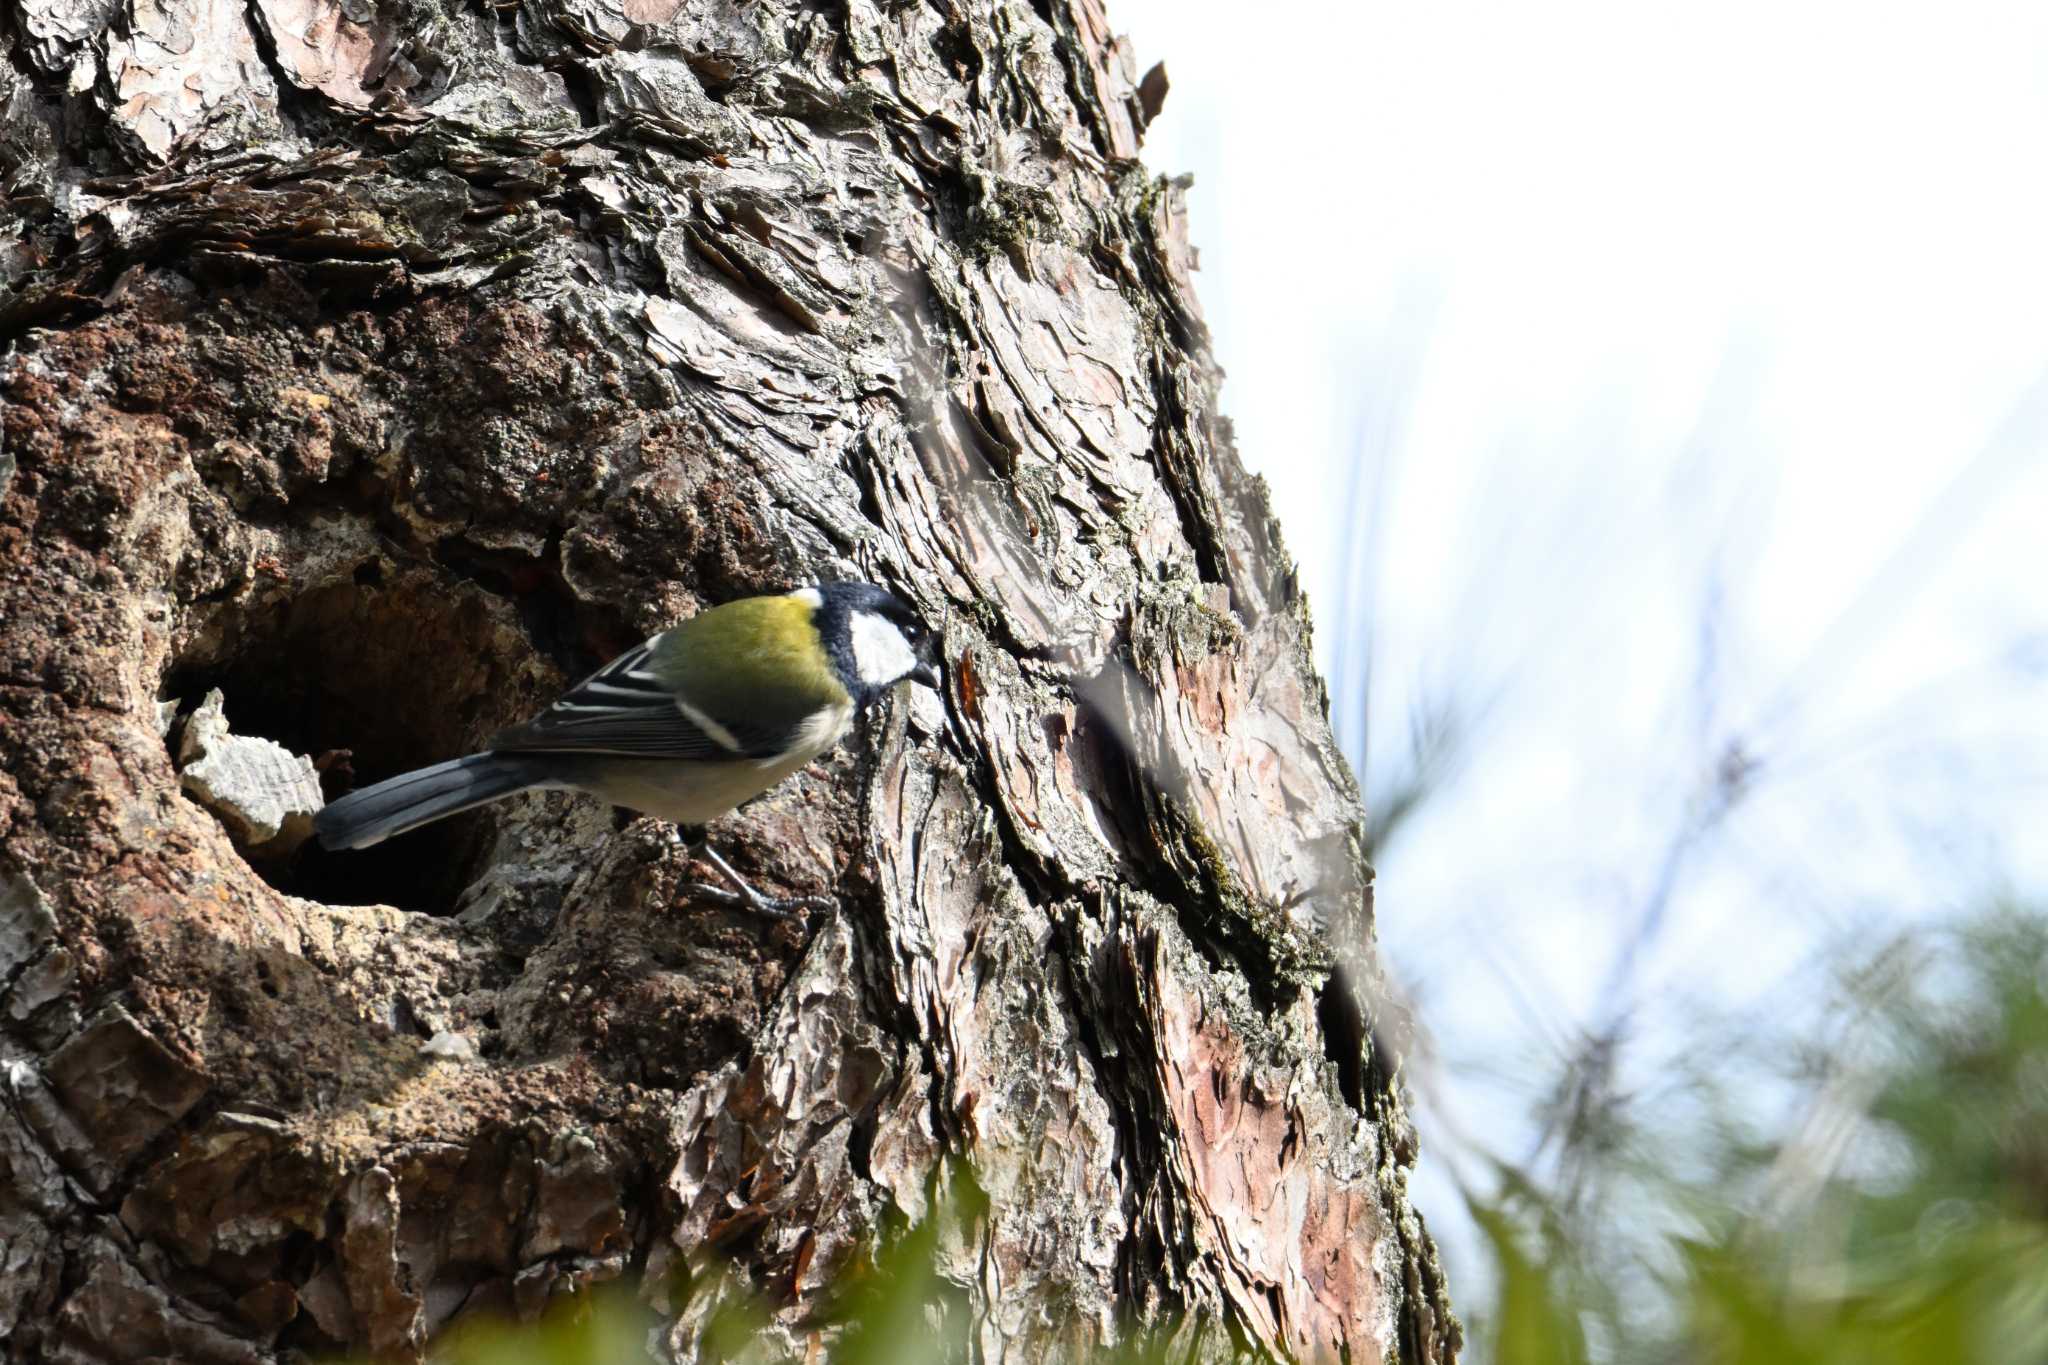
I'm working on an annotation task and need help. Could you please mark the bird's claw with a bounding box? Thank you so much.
[668,829,834,923]
[679,880,833,923]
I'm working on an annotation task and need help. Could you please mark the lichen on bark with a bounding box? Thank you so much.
[1,0,1459,1361]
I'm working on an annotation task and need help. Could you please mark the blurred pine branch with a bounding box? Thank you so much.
[1465,906,2048,1365]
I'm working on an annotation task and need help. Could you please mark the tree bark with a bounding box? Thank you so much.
[0,1,1458,1361]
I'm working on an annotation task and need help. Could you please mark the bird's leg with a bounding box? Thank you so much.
[669,825,834,922]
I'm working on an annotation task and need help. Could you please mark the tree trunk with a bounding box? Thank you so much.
[0,2,1458,1361]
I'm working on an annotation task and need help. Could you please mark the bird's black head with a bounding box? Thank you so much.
[806,581,943,706]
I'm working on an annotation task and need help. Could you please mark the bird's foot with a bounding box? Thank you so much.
[679,880,833,922]
[671,831,834,923]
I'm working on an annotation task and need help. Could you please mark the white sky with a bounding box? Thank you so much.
[1112,0,2048,1315]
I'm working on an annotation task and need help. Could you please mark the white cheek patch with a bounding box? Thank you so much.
[849,611,918,689]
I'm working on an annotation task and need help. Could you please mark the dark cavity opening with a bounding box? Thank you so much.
[161,567,542,914]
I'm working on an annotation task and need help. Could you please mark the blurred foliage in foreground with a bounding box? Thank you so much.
[413,1167,1212,1365]
[1470,907,2048,1365]
[385,911,2048,1364]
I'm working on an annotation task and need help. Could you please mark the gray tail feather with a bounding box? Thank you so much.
[313,753,548,851]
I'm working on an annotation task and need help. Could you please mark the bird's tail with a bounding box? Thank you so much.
[313,753,551,851]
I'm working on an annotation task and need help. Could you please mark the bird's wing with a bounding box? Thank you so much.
[489,635,789,761]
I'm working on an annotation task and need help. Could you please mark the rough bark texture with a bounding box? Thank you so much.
[0,2,1459,1361]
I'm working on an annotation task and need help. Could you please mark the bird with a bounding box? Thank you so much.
[312,582,942,917]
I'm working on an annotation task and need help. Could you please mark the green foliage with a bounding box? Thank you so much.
[821,1165,982,1365]
[429,1287,658,1365]
[1467,1194,1589,1365]
[1467,907,2048,1365]
[396,1165,1204,1365]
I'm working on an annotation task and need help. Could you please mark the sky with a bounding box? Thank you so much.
[1109,0,2048,1310]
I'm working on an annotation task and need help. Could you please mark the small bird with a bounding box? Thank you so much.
[313,582,942,916]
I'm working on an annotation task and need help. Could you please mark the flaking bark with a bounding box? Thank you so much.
[0,0,1459,1360]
